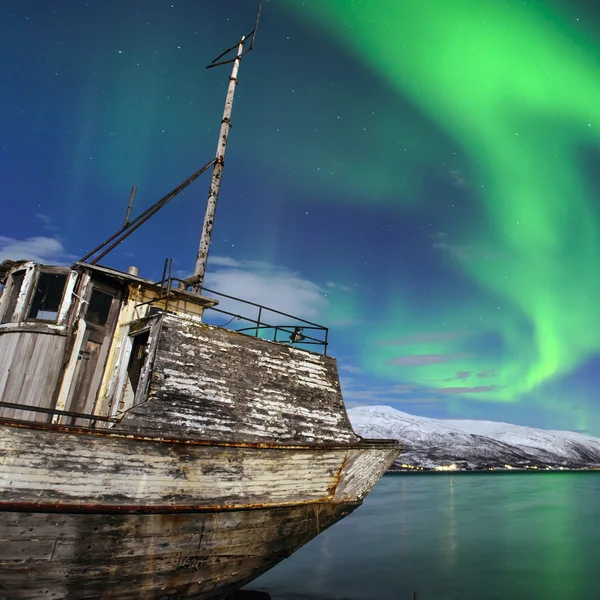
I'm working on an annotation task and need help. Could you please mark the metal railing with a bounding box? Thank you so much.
[201,286,329,355]
[0,401,119,428]
[134,262,330,355]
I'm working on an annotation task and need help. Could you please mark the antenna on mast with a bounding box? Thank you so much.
[187,3,263,291]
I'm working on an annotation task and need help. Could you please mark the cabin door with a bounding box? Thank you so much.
[106,317,162,419]
[68,282,120,421]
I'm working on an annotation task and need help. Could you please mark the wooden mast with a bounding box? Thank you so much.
[190,4,262,292]
[192,37,246,291]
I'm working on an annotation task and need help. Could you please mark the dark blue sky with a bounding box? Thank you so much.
[2,0,600,434]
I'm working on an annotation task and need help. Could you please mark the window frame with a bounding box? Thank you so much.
[26,269,70,323]
[0,269,27,325]
[0,265,72,326]
[0,263,37,325]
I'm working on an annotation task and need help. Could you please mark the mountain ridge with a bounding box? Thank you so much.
[347,406,600,471]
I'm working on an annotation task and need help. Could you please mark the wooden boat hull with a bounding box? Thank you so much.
[0,502,358,600]
[0,420,400,599]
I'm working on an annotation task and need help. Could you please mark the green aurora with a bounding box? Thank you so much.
[285,0,600,423]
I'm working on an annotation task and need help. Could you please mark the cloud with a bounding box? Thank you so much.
[431,232,470,260]
[203,256,329,323]
[344,399,442,410]
[439,386,496,394]
[570,405,583,411]
[431,232,507,262]
[442,369,496,382]
[0,236,75,265]
[340,364,364,375]
[34,214,58,232]
[325,281,358,293]
[476,369,496,378]
[340,377,442,410]
[380,331,469,346]
[388,353,472,366]
[449,170,468,187]
[208,256,246,268]
[444,370,471,381]
[388,384,419,394]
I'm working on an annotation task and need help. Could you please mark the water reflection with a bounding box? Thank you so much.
[248,473,600,600]
[440,479,457,573]
[313,524,333,595]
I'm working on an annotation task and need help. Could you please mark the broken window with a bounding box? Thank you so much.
[28,272,67,321]
[86,289,113,326]
[127,331,150,393]
[1,271,25,324]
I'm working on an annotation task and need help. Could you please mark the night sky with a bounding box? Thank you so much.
[2,0,600,434]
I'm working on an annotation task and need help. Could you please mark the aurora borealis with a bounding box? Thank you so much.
[2,0,600,433]
[286,0,600,427]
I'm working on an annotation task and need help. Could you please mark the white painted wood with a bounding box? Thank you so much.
[0,332,20,404]
[334,446,400,501]
[57,270,79,326]
[53,273,91,419]
[13,262,36,322]
[105,325,133,418]
[0,423,398,509]
[123,315,359,445]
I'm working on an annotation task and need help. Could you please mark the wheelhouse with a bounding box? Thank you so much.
[0,260,217,426]
[0,258,331,434]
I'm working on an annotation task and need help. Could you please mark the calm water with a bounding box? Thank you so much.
[247,473,600,600]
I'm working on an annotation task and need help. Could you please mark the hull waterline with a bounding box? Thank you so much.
[0,420,400,599]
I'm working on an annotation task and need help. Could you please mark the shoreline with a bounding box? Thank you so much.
[385,468,600,474]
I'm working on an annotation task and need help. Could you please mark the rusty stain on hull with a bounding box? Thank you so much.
[0,417,399,451]
[0,498,351,515]
[0,423,399,508]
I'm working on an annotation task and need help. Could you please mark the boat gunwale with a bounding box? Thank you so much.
[0,497,364,515]
[0,417,401,451]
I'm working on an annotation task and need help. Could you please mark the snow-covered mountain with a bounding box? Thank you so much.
[347,405,600,471]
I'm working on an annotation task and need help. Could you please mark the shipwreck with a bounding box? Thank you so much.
[0,7,401,600]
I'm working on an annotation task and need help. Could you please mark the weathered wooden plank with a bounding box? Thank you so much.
[1,332,37,414]
[0,538,56,561]
[0,332,20,416]
[334,446,400,501]
[117,315,359,445]
[18,334,66,422]
[0,332,66,422]
[0,502,358,599]
[0,423,396,509]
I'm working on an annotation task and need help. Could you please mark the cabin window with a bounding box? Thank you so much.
[1,270,25,324]
[27,272,68,321]
[127,331,150,393]
[86,289,113,326]
[114,329,151,415]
